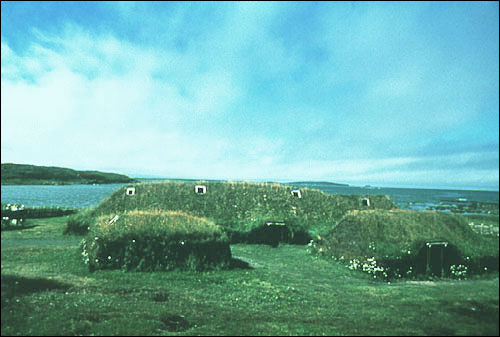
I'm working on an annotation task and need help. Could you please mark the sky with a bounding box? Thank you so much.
[1,1,499,190]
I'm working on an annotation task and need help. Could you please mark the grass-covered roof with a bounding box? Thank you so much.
[92,210,224,241]
[316,209,498,260]
[88,180,396,237]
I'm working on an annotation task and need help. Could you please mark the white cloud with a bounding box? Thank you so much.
[1,27,235,170]
[1,3,498,190]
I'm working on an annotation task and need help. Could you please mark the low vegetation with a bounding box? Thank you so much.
[1,216,498,336]
[64,207,97,235]
[81,210,232,272]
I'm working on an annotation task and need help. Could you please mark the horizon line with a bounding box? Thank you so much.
[131,175,499,193]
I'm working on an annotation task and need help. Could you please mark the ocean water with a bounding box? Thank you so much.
[1,180,498,214]
[1,184,129,208]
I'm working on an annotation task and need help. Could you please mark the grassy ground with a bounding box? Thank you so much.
[1,216,498,336]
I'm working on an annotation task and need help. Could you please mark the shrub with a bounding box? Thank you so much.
[81,210,232,272]
[64,207,98,235]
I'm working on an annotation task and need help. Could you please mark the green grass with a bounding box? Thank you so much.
[317,210,498,259]
[66,180,396,240]
[91,210,224,240]
[2,216,498,336]
[83,210,232,272]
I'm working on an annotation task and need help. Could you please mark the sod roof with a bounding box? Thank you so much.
[92,180,397,236]
[318,209,498,260]
[91,210,224,241]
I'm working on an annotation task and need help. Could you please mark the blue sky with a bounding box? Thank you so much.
[1,1,498,190]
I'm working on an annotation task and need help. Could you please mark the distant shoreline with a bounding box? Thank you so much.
[288,181,350,187]
[1,181,131,186]
[1,163,136,186]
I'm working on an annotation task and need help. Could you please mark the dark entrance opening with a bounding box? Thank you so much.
[415,241,460,277]
[264,222,288,247]
[428,242,447,276]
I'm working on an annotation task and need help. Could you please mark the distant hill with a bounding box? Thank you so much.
[1,163,136,185]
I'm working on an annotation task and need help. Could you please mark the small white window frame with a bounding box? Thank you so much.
[195,185,207,194]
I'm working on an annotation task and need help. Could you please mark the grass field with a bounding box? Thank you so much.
[1,216,498,336]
